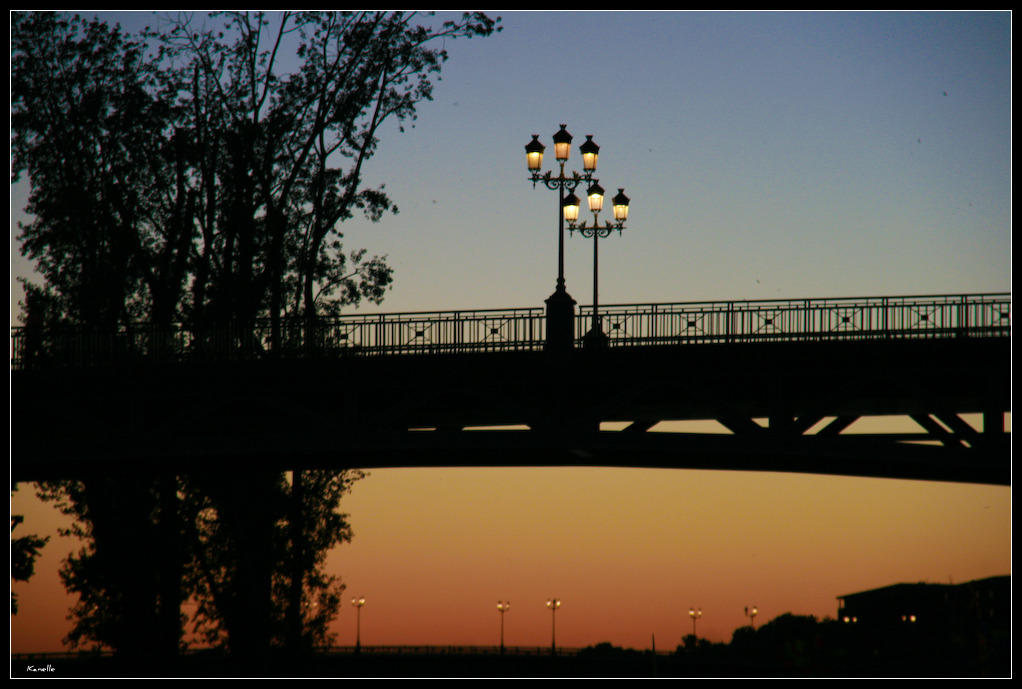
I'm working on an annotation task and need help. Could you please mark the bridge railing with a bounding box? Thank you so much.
[298,306,545,355]
[10,293,1009,369]
[584,293,1011,346]
[10,306,547,369]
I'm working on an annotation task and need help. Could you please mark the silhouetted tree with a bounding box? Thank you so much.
[156,11,499,350]
[35,477,183,657]
[14,8,499,661]
[11,488,49,615]
[14,10,499,338]
[180,469,363,655]
[38,469,364,659]
[12,12,183,331]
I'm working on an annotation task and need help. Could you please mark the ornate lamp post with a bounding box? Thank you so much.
[352,596,366,653]
[563,185,630,347]
[546,598,562,655]
[689,607,703,637]
[497,601,510,654]
[745,605,758,630]
[525,125,601,351]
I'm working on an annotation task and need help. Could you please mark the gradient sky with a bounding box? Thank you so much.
[10,10,1011,653]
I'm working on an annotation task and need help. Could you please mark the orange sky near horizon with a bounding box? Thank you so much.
[10,432,1011,654]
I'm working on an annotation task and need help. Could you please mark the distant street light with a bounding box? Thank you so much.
[352,596,366,653]
[546,598,562,655]
[689,607,703,637]
[497,601,510,654]
[745,605,758,630]
[526,125,628,350]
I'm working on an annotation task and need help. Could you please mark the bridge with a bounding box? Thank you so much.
[10,292,1011,485]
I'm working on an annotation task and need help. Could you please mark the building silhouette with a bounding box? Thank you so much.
[838,575,1008,630]
[836,575,1009,675]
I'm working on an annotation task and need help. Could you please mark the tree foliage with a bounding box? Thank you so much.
[11,489,49,615]
[12,12,178,328]
[15,10,499,656]
[12,10,500,336]
[182,469,365,651]
[35,477,181,654]
[37,469,365,655]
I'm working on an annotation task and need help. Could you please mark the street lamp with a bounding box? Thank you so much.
[689,607,702,637]
[352,596,366,653]
[745,605,758,630]
[497,601,510,654]
[546,598,562,655]
[565,185,630,347]
[526,125,606,350]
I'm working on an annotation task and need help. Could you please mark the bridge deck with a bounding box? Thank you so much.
[11,310,1010,485]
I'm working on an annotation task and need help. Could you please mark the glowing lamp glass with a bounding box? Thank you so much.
[562,193,580,223]
[525,135,545,171]
[552,125,572,162]
[587,183,604,213]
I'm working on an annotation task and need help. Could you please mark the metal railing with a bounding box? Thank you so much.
[10,293,1010,370]
[9,306,546,370]
[587,292,1011,346]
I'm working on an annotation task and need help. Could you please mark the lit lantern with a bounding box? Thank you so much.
[552,124,572,163]
[587,183,604,214]
[579,134,599,172]
[562,192,581,223]
[525,134,545,172]
[612,188,630,224]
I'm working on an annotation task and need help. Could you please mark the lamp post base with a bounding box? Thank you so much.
[581,327,609,349]
[544,287,576,352]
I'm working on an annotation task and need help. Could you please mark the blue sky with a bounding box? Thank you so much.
[10,10,1012,322]
[344,10,1011,314]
